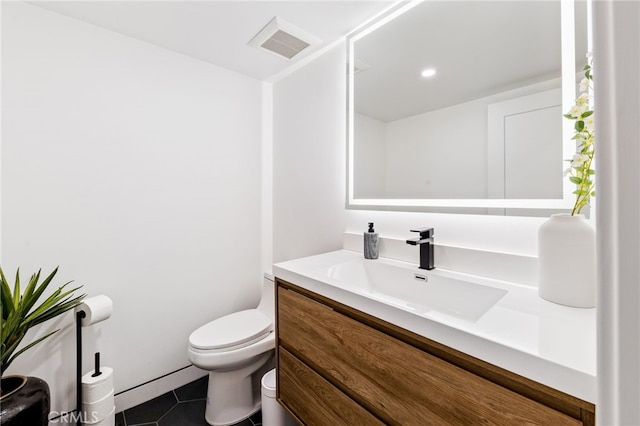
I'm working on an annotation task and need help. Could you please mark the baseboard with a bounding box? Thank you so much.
[114,365,207,413]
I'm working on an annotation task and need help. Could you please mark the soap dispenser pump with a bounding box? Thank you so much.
[364,222,379,259]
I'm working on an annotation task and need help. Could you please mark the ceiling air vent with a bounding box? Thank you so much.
[249,17,321,60]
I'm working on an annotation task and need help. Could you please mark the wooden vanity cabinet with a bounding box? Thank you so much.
[275,278,596,426]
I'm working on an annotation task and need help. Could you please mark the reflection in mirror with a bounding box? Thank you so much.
[348,0,589,215]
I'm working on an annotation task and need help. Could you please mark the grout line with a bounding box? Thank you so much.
[155,401,179,424]
[176,397,206,403]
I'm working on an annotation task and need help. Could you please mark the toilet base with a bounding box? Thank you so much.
[204,352,273,426]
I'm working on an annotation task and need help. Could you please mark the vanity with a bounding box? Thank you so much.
[273,0,596,422]
[273,250,596,425]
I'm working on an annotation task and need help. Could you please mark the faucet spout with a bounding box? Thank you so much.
[406,237,433,245]
[406,228,435,270]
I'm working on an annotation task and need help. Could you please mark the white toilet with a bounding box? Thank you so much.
[188,276,276,426]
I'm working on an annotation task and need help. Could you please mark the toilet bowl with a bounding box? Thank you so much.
[188,276,276,426]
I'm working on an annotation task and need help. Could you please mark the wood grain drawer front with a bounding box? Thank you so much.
[278,287,581,426]
[279,347,385,426]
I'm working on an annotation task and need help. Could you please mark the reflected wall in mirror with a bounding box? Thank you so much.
[348,0,589,214]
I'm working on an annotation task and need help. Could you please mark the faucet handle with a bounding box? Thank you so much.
[410,228,434,238]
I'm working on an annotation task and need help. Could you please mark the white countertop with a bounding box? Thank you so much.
[273,249,596,403]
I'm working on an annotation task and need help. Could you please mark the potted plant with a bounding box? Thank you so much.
[563,55,595,216]
[538,54,596,308]
[1,267,85,425]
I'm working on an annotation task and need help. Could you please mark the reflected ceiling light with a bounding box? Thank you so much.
[421,68,437,78]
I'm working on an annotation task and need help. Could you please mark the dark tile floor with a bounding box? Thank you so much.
[116,376,262,426]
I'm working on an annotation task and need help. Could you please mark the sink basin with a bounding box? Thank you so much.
[326,259,507,322]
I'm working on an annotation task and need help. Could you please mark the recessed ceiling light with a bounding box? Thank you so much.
[421,68,437,78]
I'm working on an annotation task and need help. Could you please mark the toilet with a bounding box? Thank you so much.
[188,276,276,426]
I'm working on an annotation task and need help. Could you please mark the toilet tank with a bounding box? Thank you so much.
[256,274,275,322]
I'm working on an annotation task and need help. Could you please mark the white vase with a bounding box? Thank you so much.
[538,213,596,308]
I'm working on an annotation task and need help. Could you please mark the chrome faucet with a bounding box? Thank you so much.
[406,228,435,270]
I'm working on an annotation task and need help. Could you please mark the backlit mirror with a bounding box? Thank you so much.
[347,0,589,215]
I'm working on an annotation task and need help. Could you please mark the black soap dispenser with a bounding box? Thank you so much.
[364,222,379,259]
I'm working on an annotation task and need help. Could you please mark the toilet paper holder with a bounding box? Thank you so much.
[91,352,102,378]
[75,295,112,426]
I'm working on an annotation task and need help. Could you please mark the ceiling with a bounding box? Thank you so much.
[354,0,589,122]
[28,0,394,81]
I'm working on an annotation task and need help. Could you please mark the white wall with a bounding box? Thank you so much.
[272,41,558,266]
[385,97,488,199]
[353,112,387,198]
[354,79,561,200]
[1,2,263,413]
[594,1,640,424]
[271,44,346,264]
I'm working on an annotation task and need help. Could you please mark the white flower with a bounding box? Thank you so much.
[585,115,595,131]
[579,77,591,92]
[569,103,588,118]
[576,93,589,106]
[571,154,590,168]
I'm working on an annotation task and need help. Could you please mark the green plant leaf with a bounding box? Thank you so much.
[3,330,59,369]
[563,113,575,120]
[0,267,84,374]
[12,269,23,309]
[1,269,15,321]
[570,176,582,185]
[575,121,585,132]
[23,284,79,325]
[22,268,62,318]
[582,110,594,118]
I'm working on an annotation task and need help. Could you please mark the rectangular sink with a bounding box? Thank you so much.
[326,259,507,322]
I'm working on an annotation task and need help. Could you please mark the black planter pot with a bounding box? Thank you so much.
[0,375,50,426]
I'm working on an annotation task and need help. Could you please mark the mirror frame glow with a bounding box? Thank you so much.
[347,0,578,210]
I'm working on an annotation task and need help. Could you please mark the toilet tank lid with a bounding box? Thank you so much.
[189,309,272,350]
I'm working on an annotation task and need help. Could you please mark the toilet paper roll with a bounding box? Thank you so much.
[82,367,113,403]
[84,405,115,426]
[82,389,114,422]
[76,295,113,327]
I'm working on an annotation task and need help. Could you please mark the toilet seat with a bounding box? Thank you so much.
[189,309,272,351]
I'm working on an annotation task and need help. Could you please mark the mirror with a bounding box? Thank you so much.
[347,0,589,214]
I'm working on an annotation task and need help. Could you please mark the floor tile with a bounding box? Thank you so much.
[230,418,254,426]
[115,411,126,426]
[249,410,262,425]
[124,391,177,425]
[114,377,264,426]
[157,400,207,426]
[175,375,208,401]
